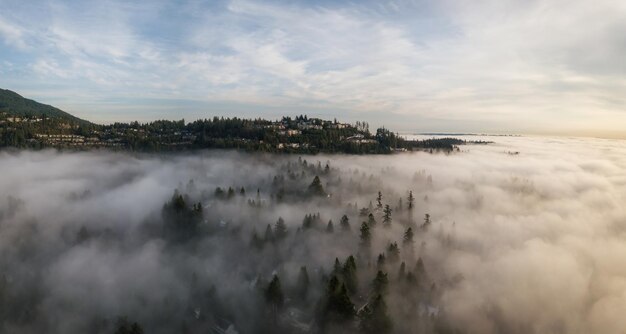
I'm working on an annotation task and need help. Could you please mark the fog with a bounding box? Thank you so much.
[1,136,626,334]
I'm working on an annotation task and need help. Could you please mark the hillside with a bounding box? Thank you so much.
[0,89,88,123]
[0,89,466,153]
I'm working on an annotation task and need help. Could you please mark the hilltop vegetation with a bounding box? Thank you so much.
[0,89,87,123]
[0,89,467,154]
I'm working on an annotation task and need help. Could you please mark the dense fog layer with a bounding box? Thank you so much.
[1,136,626,334]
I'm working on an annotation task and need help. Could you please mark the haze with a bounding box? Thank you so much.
[1,136,626,333]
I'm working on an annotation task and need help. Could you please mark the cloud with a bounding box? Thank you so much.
[0,0,624,136]
[2,137,626,332]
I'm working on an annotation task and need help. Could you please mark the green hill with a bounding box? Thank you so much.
[0,89,88,123]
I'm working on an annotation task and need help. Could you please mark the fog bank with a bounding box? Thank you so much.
[1,136,626,333]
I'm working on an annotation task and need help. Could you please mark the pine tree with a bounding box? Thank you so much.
[296,266,310,300]
[398,262,406,281]
[421,213,431,230]
[376,191,383,210]
[372,271,389,295]
[274,217,287,240]
[383,205,392,227]
[333,258,342,275]
[326,220,334,233]
[264,224,274,243]
[377,253,386,269]
[319,276,356,325]
[403,227,414,246]
[340,215,351,231]
[367,213,377,228]
[359,222,371,248]
[250,229,263,249]
[266,275,284,308]
[386,242,400,263]
[343,255,358,295]
[357,294,392,334]
[308,175,326,196]
[114,317,144,334]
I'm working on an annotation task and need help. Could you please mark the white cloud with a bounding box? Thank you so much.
[0,0,624,137]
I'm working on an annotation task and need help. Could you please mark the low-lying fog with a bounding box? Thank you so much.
[1,136,626,334]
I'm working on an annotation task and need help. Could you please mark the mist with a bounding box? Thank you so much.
[1,136,626,334]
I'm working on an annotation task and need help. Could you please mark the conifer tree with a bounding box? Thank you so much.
[372,271,389,295]
[296,266,310,300]
[326,220,334,233]
[274,217,287,240]
[367,213,377,228]
[308,175,326,196]
[359,222,371,248]
[264,224,274,243]
[340,215,351,231]
[343,255,358,295]
[386,242,400,263]
[403,227,414,246]
[357,294,392,334]
[383,205,392,227]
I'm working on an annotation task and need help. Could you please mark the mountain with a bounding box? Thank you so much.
[0,89,89,124]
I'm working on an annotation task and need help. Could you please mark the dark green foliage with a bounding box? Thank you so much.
[372,271,389,295]
[386,242,400,263]
[302,213,321,230]
[308,176,326,196]
[340,215,351,231]
[251,229,264,249]
[421,213,432,230]
[333,258,342,276]
[0,89,87,123]
[326,220,334,233]
[359,207,370,217]
[0,91,465,152]
[359,222,371,247]
[377,253,386,269]
[342,255,358,294]
[162,190,203,241]
[367,213,377,227]
[274,217,287,240]
[296,266,310,300]
[376,192,383,210]
[357,294,392,334]
[383,205,392,227]
[317,276,356,328]
[265,275,284,309]
[416,257,427,277]
[398,262,406,281]
[214,187,225,198]
[403,227,414,246]
[114,317,144,334]
[264,224,274,243]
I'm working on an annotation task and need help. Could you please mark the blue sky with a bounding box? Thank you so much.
[0,0,624,137]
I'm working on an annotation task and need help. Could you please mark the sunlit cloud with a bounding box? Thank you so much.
[0,0,624,137]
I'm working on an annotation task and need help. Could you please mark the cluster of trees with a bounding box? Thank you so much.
[0,155,461,333]
[0,111,465,153]
[147,158,452,334]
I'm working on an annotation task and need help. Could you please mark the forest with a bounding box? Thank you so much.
[0,152,461,334]
[0,111,465,154]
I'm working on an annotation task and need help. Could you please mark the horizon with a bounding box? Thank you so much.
[1,0,624,139]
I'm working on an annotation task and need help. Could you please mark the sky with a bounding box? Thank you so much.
[0,0,624,137]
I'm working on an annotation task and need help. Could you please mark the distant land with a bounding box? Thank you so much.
[0,89,476,154]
